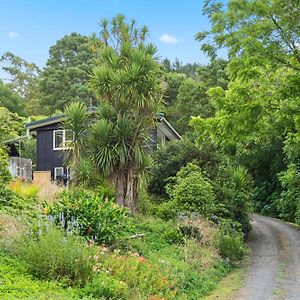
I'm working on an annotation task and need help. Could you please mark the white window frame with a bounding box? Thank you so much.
[53,129,73,150]
[54,167,64,180]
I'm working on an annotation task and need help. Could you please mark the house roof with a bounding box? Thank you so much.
[26,112,182,140]
[25,114,65,130]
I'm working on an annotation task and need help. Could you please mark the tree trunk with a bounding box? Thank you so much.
[113,168,138,214]
[115,175,126,207]
[124,168,138,215]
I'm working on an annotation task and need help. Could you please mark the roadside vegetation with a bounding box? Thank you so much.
[0,161,246,298]
[1,0,299,298]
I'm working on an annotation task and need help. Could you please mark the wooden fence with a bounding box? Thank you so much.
[9,157,32,181]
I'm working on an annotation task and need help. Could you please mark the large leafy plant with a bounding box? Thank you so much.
[50,188,132,244]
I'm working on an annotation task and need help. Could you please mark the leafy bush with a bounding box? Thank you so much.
[98,252,176,298]
[0,148,11,185]
[149,200,177,220]
[167,163,216,216]
[15,227,97,286]
[0,184,34,212]
[161,227,185,245]
[216,220,246,262]
[275,164,300,223]
[213,164,253,233]
[50,188,132,244]
[83,272,129,299]
[148,139,221,198]
[73,158,104,188]
[0,252,80,299]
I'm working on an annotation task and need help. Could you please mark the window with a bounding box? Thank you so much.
[54,167,64,180]
[53,130,73,150]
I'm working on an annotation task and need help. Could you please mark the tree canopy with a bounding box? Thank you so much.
[0,80,25,116]
[192,0,300,220]
[39,33,97,114]
[64,15,164,214]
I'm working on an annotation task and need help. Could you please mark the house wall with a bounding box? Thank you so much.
[31,117,181,179]
[36,123,65,179]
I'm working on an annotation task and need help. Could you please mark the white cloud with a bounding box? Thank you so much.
[8,32,19,38]
[160,34,181,44]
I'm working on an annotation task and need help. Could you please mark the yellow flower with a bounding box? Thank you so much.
[43,207,50,215]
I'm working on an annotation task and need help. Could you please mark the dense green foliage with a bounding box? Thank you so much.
[16,227,97,286]
[0,149,11,186]
[190,0,300,224]
[50,189,131,244]
[148,139,209,196]
[167,163,216,216]
[39,33,97,113]
[0,252,79,299]
[163,59,228,135]
[0,178,239,299]
[0,107,25,143]
[0,80,25,116]
[149,138,253,233]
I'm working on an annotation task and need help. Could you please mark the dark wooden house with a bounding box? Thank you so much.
[26,114,181,181]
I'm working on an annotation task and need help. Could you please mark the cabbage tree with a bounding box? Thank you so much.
[65,15,164,214]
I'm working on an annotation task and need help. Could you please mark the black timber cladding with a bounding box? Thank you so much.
[26,113,181,179]
[35,123,65,179]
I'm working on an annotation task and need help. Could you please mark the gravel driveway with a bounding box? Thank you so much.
[237,214,300,300]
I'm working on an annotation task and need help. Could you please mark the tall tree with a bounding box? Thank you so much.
[0,80,25,116]
[39,33,97,114]
[192,0,300,217]
[197,0,300,73]
[65,15,163,214]
[164,59,228,135]
[0,52,40,99]
[0,107,25,144]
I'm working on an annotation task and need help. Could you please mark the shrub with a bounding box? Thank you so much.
[161,227,185,245]
[167,163,216,216]
[50,188,132,244]
[148,139,222,198]
[213,164,253,234]
[99,252,176,298]
[15,227,97,286]
[73,158,105,188]
[0,148,11,185]
[149,200,177,220]
[83,272,129,299]
[216,220,246,262]
[0,185,33,211]
[0,252,80,299]
[276,164,300,223]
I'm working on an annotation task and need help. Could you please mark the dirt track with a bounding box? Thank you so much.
[237,214,300,300]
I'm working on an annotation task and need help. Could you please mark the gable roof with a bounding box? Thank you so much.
[26,113,182,140]
[25,114,65,130]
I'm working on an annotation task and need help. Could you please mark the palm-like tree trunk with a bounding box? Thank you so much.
[115,174,126,207]
[114,168,138,215]
[124,167,138,215]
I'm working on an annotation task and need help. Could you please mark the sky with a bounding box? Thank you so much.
[0,0,216,75]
